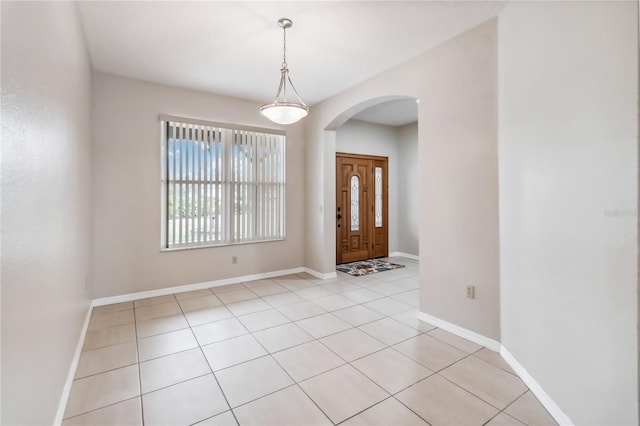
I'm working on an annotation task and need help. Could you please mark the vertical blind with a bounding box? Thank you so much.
[161,116,286,249]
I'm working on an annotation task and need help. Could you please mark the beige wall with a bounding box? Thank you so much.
[304,20,501,339]
[396,122,419,256]
[336,119,399,253]
[417,20,500,340]
[498,2,638,424]
[3,4,634,424]
[1,2,93,424]
[90,73,305,299]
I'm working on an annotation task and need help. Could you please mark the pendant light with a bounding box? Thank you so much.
[260,18,309,125]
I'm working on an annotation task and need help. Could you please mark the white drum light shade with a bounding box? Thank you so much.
[260,18,309,125]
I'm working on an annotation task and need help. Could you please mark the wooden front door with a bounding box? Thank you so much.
[336,153,388,264]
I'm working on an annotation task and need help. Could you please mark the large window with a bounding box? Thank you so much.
[160,115,286,249]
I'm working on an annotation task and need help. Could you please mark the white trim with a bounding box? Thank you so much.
[54,305,93,425]
[92,267,306,306]
[416,311,572,426]
[389,251,419,261]
[417,311,501,351]
[59,273,572,426]
[500,346,573,426]
[304,268,338,280]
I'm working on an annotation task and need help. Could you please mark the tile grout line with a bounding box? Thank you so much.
[221,286,355,422]
[467,350,522,378]
[176,294,242,426]
[337,325,533,424]
[255,313,431,419]
[132,299,145,425]
[482,388,532,426]
[257,293,417,425]
[239,323,337,425]
[63,309,139,421]
[330,328,529,423]
[355,348,509,426]
[71,359,139,382]
[87,283,421,373]
[435,365,525,414]
[66,270,424,424]
[295,338,395,425]
[87,280,416,342]
[333,395,425,426]
[188,285,418,422]
[65,307,142,420]
[390,394,435,425]
[60,396,142,424]
[197,283,415,343]
[140,372,212,397]
[326,331,437,425]
[291,382,338,426]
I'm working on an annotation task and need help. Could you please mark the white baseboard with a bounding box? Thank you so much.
[500,346,573,426]
[304,268,338,280]
[57,267,315,423]
[54,304,93,425]
[389,251,419,261]
[73,267,573,426]
[416,311,571,425]
[92,267,307,307]
[417,311,502,352]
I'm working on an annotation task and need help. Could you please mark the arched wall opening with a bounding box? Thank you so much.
[302,19,500,344]
[324,96,420,267]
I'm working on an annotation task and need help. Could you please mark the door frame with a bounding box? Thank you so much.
[336,152,389,264]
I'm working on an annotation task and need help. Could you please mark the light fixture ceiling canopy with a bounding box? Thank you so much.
[260,17,309,125]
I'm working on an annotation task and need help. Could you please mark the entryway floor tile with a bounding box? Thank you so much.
[65,260,553,426]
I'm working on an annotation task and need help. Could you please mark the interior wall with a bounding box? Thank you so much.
[396,122,419,256]
[418,20,500,340]
[498,2,638,424]
[336,119,399,254]
[305,19,501,339]
[1,2,92,424]
[90,73,305,299]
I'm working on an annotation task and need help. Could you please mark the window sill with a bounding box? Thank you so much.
[160,237,286,252]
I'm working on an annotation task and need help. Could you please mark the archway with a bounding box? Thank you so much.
[324,96,420,271]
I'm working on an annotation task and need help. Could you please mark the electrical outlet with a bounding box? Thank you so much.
[466,285,475,299]
[231,256,238,264]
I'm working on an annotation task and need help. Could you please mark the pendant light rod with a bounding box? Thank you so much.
[279,18,291,69]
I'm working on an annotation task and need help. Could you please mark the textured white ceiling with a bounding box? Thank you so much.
[77,1,506,109]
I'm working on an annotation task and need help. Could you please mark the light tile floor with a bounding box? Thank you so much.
[63,258,557,426]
